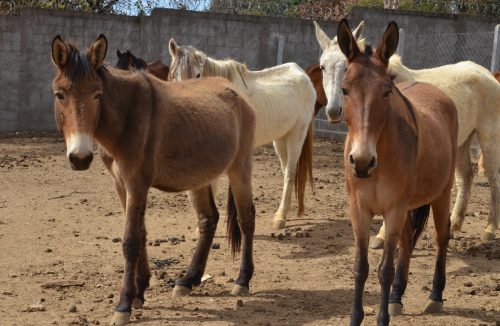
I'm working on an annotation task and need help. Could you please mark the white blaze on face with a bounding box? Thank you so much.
[320,46,347,120]
[66,132,93,159]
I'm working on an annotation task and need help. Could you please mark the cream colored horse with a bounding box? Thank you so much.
[315,22,500,242]
[168,40,316,229]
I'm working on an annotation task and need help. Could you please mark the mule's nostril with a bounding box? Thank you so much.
[368,156,376,169]
[68,152,93,170]
[349,154,355,165]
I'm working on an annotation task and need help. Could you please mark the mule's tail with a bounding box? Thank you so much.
[409,204,431,250]
[226,185,241,256]
[295,120,315,216]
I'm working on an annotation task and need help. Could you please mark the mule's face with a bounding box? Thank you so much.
[115,50,130,70]
[314,21,364,123]
[168,39,204,81]
[51,35,108,171]
[337,20,399,178]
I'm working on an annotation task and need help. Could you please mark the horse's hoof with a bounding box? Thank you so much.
[482,232,495,241]
[423,299,443,314]
[272,219,286,230]
[369,237,384,250]
[132,298,143,309]
[450,220,462,232]
[172,285,191,297]
[193,227,200,240]
[231,284,249,296]
[109,311,131,326]
[388,303,403,316]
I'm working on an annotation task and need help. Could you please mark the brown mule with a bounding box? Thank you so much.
[51,35,256,326]
[305,63,327,117]
[336,20,458,325]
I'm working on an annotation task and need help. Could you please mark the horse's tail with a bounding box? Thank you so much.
[295,120,314,216]
[409,204,431,250]
[226,185,241,256]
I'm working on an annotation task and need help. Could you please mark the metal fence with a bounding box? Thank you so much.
[313,24,500,139]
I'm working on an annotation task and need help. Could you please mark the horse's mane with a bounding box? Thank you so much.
[203,56,248,83]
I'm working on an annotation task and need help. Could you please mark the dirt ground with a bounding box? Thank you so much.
[0,134,498,326]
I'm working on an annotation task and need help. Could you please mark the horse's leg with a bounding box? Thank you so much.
[370,219,385,250]
[479,145,499,240]
[349,202,373,326]
[376,208,406,326]
[273,124,308,229]
[478,152,485,177]
[388,214,412,316]
[272,137,288,229]
[450,135,473,237]
[173,186,219,296]
[110,187,148,326]
[423,192,451,313]
[227,159,255,295]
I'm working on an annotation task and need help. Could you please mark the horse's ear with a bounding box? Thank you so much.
[169,38,179,58]
[87,34,108,70]
[376,21,399,65]
[116,49,122,57]
[352,21,365,41]
[314,21,331,51]
[52,35,69,68]
[337,19,360,62]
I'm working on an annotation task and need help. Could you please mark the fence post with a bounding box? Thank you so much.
[491,24,500,72]
[396,28,405,57]
[276,35,284,65]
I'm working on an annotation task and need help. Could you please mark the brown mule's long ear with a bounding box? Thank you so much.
[314,21,331,51]
[87,34,108,69]
[337,19,360,62]
[169,38,179,58]
[376,21,399,65]
[52,35,69,68]
[116,49,122,57]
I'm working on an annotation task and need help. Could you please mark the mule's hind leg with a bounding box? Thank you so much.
[423,194,451,314]
[133,229,150,309]
[173,186,219,297]
[450,135,474,238]
[272,124,309,229]
[227,162,255,295]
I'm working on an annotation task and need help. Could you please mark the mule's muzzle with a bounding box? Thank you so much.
[326,106,342,123]
[349,154,377,178]
[69,152,93,171]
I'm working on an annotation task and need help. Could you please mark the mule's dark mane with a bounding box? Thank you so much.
[364,44,373,56]
[60,43,100,83]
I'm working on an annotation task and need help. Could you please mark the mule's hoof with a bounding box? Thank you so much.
[110,311,131,326]
[389,303,403,316]
[423,299,443,314]
[231,284,249,296]
[482,232,495,241]
[272,219,286,230]
[172,285,191,297]
[369,237,384,250]
[132,298,143,309]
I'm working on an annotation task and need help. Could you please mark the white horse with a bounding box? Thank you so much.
[314,21,500,242]
[168,40,316,229]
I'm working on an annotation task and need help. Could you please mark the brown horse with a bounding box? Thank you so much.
[305,63,327,117]
[336,20,457,325]
[115,49,169,80]
[51,35,256,326]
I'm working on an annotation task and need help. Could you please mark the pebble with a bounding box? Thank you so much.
[464,281,473,287]
[211,243,221,249]
[21,304,46,312]
[295,231,304,238]
[68,305,77,313]
[226,278,235,283]
[2,291,13,296]
[107,293,114,299]
[236,299,244,308]
[45,248,53,253]
[112,237,121,243]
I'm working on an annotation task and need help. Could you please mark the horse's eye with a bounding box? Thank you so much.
[55,92,65,100]
[93,93,102,101]
[341,88,349,96]
[196,73,201,79]
[319,65,325,71]
[383,89,393,98]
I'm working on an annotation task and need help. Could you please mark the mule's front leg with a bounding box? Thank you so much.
[173,187,219,297]
[349,204,372,326]
[377,208,405,326]
[111,191,148,326]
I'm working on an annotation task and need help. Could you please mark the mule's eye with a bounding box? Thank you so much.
[55,92,64,100]
[341,88,349,96]
[93,93,102,101]
[383,89,393,98]
[319,65,325,71]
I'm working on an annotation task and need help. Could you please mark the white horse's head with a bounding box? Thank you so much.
[314,20,365,123]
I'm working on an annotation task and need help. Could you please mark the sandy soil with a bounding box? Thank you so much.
[0,134,498,326]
